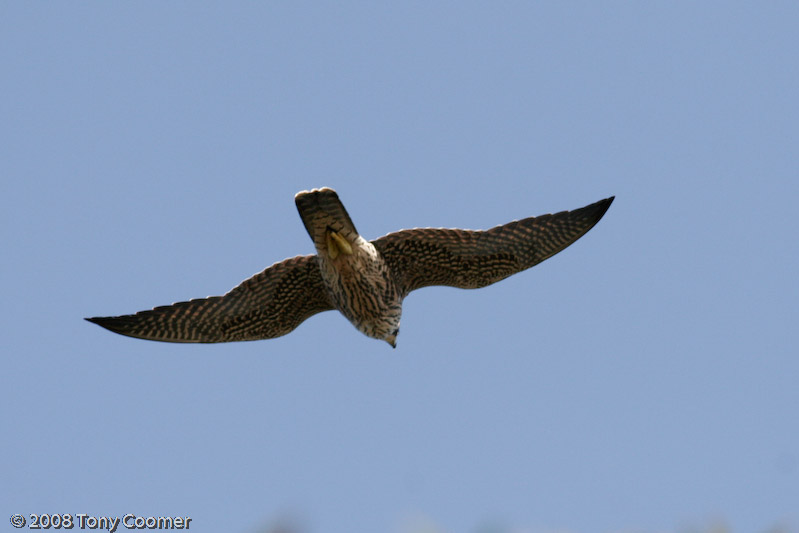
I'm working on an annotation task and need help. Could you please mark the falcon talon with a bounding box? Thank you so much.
[327,230,353,258]
[86,187,614,347]
[332,231,353,255]
[326,231,340,260]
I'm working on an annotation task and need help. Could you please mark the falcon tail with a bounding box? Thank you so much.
[295,188,360,250]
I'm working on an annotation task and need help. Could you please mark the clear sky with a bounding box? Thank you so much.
[2,3,797,532]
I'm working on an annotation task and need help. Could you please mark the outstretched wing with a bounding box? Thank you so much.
[86,255,334,343]
[371,197,614,296]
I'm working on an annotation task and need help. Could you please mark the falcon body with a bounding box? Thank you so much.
[87,188,613,347]
[294,190,402,346]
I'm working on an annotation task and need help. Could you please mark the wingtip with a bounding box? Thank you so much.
[599,195,615,207]
[85,315,125,335]
[85,316,113,330]
[568,195,614,230]
[595,195,615,215]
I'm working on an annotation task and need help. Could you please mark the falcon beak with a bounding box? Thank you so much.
[386,335,397,349]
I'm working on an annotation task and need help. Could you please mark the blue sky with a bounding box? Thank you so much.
[2,3,797,532]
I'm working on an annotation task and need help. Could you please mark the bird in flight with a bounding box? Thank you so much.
[87,188,613,348]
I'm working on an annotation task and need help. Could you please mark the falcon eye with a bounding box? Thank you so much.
[391,328,399,336]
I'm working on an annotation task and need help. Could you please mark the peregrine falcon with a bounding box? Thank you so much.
[86,188,613,348]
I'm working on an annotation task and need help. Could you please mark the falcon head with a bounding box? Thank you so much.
[385,327,399,349]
